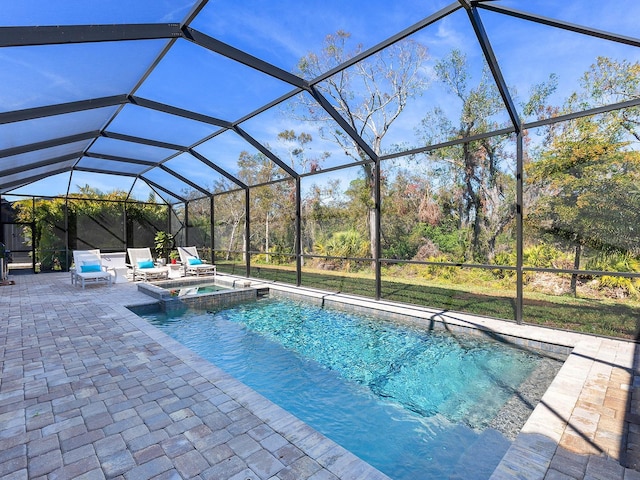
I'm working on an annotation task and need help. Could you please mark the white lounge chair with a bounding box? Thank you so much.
[70,248,99,285]
[127,247,169,281]
[177,246,216,277]
[72,249,112,289]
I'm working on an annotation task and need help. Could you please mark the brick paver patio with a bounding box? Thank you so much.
[1,271,639,479]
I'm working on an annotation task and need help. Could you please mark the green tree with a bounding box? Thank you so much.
[301,178,346,260]
[528,57,640,296]
[419,51,512,262]
[578,57,640,141]
[296,30,430,262]
[314,229,369,270]
[527,117,640,295]
[419,50,556,263]
[14,197,66,271]
[213,187,246,261]
[277,130,329,263]
[277,130,327,173]
[237,151,295,263]
[380,168,431,259]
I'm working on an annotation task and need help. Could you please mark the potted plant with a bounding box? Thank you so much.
[154,231,174,265]
[169,250,180,264]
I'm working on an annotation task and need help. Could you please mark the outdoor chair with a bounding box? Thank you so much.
[127,247,169,281]
[70,248,99,285]
[177,246,216,277]
[72,249,112,289]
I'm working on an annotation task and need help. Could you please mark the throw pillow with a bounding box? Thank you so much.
[80,264,101,273]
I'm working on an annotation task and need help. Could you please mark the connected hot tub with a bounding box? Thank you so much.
[136,274,266,312]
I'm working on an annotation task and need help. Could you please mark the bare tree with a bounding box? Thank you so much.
[295,30,430,261]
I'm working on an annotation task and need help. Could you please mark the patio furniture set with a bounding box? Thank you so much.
[70,246,215,288]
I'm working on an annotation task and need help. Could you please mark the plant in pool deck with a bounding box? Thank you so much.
[169,250,180,264]
[154,231,174,263]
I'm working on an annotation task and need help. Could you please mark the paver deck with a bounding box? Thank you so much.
[0,271,639,479]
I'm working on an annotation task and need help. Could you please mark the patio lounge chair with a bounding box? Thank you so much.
[71,248,99,285]
[127,248,169,281]
[72,249,112,289]
[177,246,216,277]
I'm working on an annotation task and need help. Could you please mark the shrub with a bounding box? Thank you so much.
[409,224,466,259]
[524,244,566,268]
[585,252,640,297]
[315,230,369,259]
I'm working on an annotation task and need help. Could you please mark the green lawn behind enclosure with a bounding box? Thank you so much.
[216,262,639,340]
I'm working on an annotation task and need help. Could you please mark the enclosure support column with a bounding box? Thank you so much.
[123,203,128,251]
[516,132,524,324]
[245,188,250,277]
[31,197,36,273]
[64,196,69,270]
[168,203,173,233]
[210,196,214,262]
[184,201,189,246]
[295,177,302,286]
[374,158,382,300]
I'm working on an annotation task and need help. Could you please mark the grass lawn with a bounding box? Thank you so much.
[216,261,640,340]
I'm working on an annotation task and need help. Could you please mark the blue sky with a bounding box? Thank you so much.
[2,0,639,201]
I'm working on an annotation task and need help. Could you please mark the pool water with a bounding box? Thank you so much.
[144,297,545,480]
[167,283,226,296]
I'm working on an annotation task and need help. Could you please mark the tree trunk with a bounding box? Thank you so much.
[570,242,582,297]
[369,206,377,267]
[472,195,485,261]
[363,162,377,268]
[265,212,270,263]
[226,219,238,261]
[242,220,247,263]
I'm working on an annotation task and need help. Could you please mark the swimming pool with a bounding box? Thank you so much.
[143,297,561,479]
